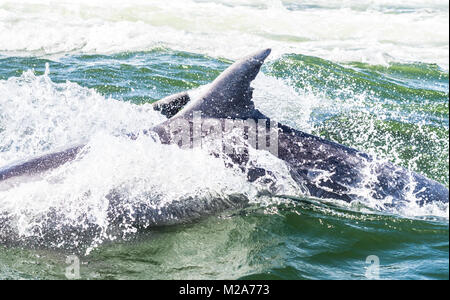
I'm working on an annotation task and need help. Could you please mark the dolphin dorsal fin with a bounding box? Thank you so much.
[178,49,271,119]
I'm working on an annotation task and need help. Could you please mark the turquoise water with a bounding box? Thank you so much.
[0,0,449,280]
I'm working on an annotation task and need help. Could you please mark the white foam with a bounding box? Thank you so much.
[0,0,448,68]
[1,68,308,250]
[0,68,164,165]
[252,72,327,132]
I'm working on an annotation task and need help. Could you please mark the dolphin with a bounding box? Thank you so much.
[0,49,448,228]
[151,49,449,207]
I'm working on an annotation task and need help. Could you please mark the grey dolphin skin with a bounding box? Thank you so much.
[1,49,448,219]
[153,49,449,207]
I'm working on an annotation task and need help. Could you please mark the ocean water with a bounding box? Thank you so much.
[0,0,448,280]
